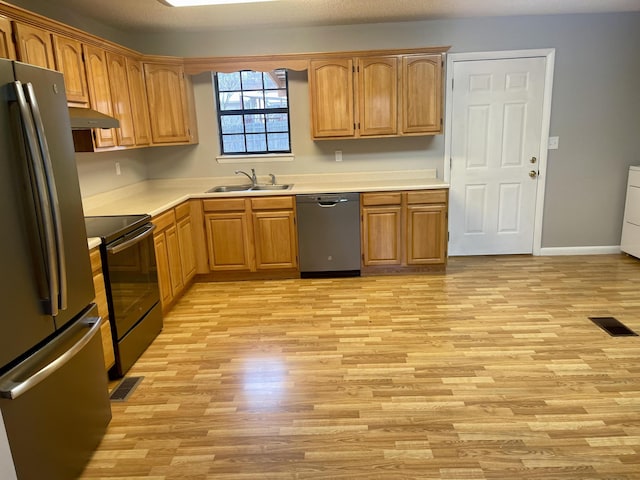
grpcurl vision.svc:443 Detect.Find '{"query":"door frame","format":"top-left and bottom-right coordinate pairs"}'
top-left (443, 49), bottom-right (555, 256)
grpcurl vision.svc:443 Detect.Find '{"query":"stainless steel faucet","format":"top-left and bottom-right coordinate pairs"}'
top-left (235, 168), bottom-right (257, 186)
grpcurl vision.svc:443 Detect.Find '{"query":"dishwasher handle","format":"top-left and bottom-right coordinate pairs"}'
top-left (318, 198), bottom-right (348, 207)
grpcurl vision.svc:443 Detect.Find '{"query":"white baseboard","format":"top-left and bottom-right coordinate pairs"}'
top-left (539, 245), bottom-right (622, 256)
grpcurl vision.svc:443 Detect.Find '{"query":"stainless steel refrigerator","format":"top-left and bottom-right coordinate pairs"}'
top-left (0, 59), bottom-right (111, 479)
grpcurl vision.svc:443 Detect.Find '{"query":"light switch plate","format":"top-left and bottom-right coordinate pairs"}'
top-left (548, 136), bottom-right (559, 150)
top-left (335, 150), bottom-right (343, 162)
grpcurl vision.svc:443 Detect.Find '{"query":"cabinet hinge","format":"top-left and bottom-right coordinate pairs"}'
top-left (449, 157), bottom-right (452, 169)
top-left (451, 78), bottom-right (454, 90)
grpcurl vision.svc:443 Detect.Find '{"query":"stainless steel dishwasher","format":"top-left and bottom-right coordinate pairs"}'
top-left (296, 193), bottom-right (361, 277)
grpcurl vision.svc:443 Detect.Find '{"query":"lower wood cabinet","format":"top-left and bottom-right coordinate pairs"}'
top-left (89, 246), bottom-right (115, 371)
top-left (361, 189), bottom-right (448, 273)
top-left (202, 195), bottom-right (298, 277)
top-left (153, 201), bottom-right (197, 312)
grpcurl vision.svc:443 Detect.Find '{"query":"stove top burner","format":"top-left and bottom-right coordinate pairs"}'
top-left (85, 214), bottom-right (151, 244)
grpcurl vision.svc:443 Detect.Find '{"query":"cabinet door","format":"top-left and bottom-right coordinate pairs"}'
top-left (205, 212), bottom-right (253, 271)
top-left (401, 54), bottom-right (443, 134)
top-left (12, 21), bottom-right (55, 69)
top-left (361, 206), bottom-right (402, 266)
top-left (252, 210), bottom-right (298, 270)
top-left (106, 52), bottom-right (135, 146)
top-left (83, 44), bottom-right (116, 147)
top-left (144, 62), bottom-right (190, 144)
top-left (309, 58), bottom-right (355, 138)
top-left (0, 15), bottom-right (16, 60)
top-left (126, 57), bottom-right (152, 146)
top-left (166, 225), bottom-right (184, 296)
top-left (52, 35), bottom-right (89, 106)
top-left (406, 204), bottom-right (447, 265)
top-left (153, 232), bottom-right (173, 308)
top-left (358, 56), bottom-right (397, 136)
top-left (177, 214), bottom-right (197, 283)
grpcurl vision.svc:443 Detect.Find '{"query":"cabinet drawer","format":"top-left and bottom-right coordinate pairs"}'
top-left (361, 192), bottom-right (402, 206)
top-left (407, 189), bottom-right (448, 205)
top-left (175, 201), bottom-right (191, 220)
top-left (89, 247), bottom-right (102, 273)
top-left (251, 196), bottom-right (294, 210)
top-left (203, 198), bottom-right (247, 212)
top-left (153, 209), bottom-right (176, 231)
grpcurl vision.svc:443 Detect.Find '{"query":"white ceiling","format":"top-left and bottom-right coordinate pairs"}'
top-left (49, 0), bottom-right (640, 33)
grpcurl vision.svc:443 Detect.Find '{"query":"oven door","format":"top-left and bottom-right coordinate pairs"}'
top-left (105, 224), bottom-right (160, 340)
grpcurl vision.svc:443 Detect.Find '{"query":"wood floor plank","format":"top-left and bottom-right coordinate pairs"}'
top-left (81, 254), bottom-right (640, 479)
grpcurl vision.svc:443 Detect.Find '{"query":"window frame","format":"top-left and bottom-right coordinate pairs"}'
top-left (213, 69), bottom-right (292, 156)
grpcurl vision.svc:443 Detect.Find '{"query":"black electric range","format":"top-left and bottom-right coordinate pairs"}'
top-left (85, 214), bottom-right (162, 378)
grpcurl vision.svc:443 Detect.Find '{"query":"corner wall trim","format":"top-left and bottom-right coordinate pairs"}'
top-left (539, 246), bottom-right (622, 256)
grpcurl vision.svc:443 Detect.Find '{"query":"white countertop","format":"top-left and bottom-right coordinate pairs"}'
top-left (82, 170), bottom-right (449, 217)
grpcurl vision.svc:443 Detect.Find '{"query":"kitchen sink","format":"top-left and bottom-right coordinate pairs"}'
top-left (207, 184), bottom-right (293, 193)
top-left (250, 184), bottom-right (292, 190)
top-left (206, 184), bottom-right (252, 193)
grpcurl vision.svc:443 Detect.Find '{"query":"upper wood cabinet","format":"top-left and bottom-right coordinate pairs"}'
top-left (52, 35), bottom-right (89, 106)
top-left (126, 57), bottom-right (152, 146)
top-left (12, 21), bottom-right (55, 69)
top-left (106, 51), bottom-right (136, 147)
top-left (309, 58), bottom-right (355, 138)
top-left (401, 55), bottom-right (443, 134)
top-left (0, 15), bottom-right (16, 60)
top-left (83, 44), bottom-right (116, 148)
top-left (144, 62), bottom-right (192, 144)
top-left (358, 56), bottom-right (398, 136)
top-left (309, 53), bottom-right (444, 140)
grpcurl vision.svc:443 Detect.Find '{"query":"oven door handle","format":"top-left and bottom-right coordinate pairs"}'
top-left (107, 224), bottom-right (156, 255)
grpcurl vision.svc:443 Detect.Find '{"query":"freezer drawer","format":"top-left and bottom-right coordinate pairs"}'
top-left (0, 304), bottom-right (111, 480)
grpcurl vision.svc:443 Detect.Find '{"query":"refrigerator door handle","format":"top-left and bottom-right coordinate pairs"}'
top-left (24, 82), bottom-right (67, 312)
top-left (0, 314), bottom-right (102, 400)
top-left (12, 81), bottom-right (60, 317)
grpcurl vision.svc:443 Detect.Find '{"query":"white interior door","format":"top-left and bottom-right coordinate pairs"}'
top-left (449, 57), bottom-right (546, 256)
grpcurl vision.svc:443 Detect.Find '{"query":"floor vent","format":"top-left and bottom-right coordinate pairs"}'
top-left (589, 317), bottom-right (638, 337)
top-left (109, 376), bottom-right (144, 401)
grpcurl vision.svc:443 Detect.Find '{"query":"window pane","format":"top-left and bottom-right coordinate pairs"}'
top-left (220, 115), bottom-right (244, 134)
top-left (246, 134), bottom-right (267, 152)
top-left (242, 91), bottom-right (264, 110)
top-left (222, 135), bottom-right (246, 153)
top-left (263, 71), bottom-right (281, 89)
top-left (264, 90), bottom-right (288, 109)
top-left (244, 114), bottom-right (265, 133)
top-left (266, 113), bottom-right (288, 132)
top-left (219, 91), bottom-right (242, 111)
top-left (267, 133), bottom-right (289, 151)
top-left (214, 69), bottom-right (290, 155)
top-left (217, 72), bottom-right (241, 92)
top-left (241, 71), bottom-right (263, 90)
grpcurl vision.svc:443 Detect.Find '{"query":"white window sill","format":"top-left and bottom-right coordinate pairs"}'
top-left (216, 154), bottom-right (294, 164)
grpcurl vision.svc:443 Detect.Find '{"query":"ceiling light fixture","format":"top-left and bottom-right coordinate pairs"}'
top-left (159, 0), bottom-right (275, 6)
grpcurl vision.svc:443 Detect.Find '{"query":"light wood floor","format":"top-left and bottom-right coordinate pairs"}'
top-left (81, 254), bottom-right (640, 479)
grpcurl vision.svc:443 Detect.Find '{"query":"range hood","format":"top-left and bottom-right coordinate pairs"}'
top-left (68, 107), bottom-right (119, 130)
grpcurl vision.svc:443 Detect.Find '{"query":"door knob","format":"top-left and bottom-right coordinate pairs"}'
top-left (529, 170), bottom-right (538, 178)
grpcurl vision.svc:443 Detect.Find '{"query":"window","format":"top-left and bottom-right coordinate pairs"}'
top-left (214, 69), bottom-right (291, 155)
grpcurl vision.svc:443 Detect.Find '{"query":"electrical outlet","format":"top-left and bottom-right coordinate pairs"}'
top-left (115, 161), bottom-right (121, 175)
top-left (335, 150), bottom-right (342, 162)
top-left (548, 136), bottom-right (559, 150)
